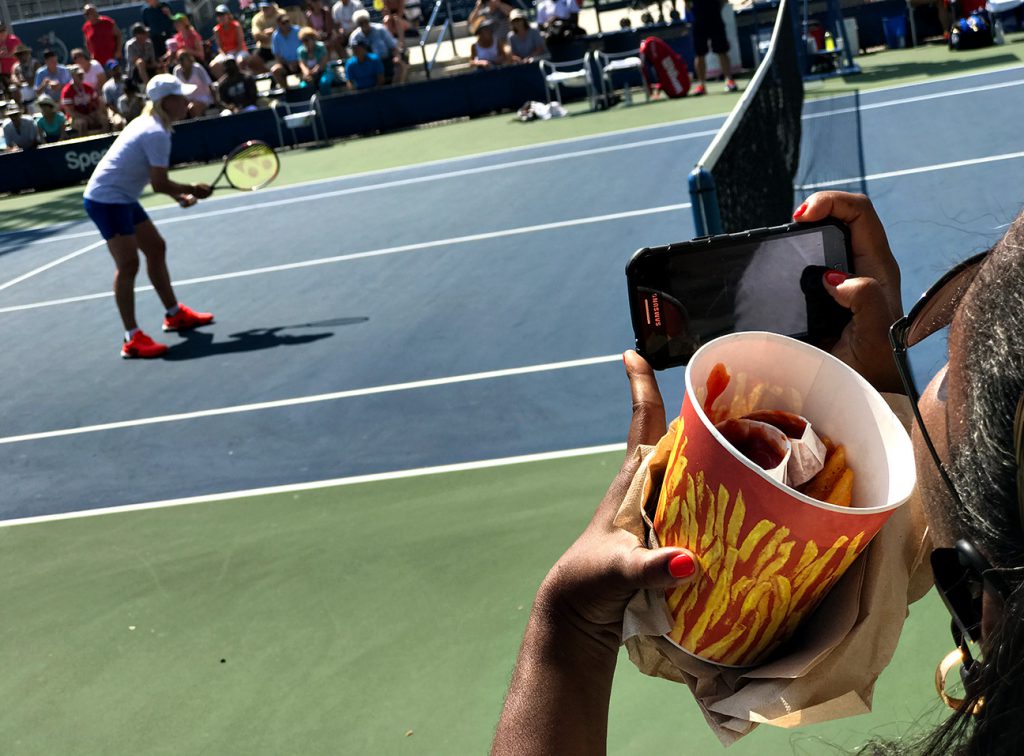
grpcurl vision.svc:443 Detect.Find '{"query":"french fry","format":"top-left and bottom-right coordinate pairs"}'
top-left (825, 468), bottom-right (855, 507)
top-left (800, 444), bottom-right (847, 501)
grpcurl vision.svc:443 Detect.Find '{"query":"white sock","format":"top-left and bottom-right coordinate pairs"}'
top-left (125, 328), bottom-right (140, 342)
top-left (166, 303), bottom-right (181, 316)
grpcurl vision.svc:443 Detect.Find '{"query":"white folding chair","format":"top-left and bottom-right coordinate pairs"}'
top-left (593, 49), bottom-right (648, 108)
top-left (538, 55), bottom-right (597, 110)
top-left (273, 93), bottom-right (328, 148)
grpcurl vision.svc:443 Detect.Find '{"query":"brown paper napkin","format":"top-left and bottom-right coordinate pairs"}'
top-left (613, 394), bottom-right (932, 746)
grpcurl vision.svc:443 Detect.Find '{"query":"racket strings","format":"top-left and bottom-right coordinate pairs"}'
top-left (224, 143), bottom-right (279, 191)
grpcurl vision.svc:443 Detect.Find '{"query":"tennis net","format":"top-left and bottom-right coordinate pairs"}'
top-left (689, 0), bottom-right (804, 236)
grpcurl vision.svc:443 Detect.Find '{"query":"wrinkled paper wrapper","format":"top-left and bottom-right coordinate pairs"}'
top-left (613, 393), bottom-right (933, 746)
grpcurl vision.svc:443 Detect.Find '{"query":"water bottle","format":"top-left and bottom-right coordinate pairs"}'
top-left (824, 31), bottom-right (836, 51)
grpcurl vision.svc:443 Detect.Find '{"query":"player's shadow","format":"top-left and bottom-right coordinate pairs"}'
top-left (163, 317), bottom-right (368, 361)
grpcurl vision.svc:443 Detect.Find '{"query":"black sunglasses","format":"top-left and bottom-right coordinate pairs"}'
top-left (897, 253), bottom-right (1024, 692)
top-left (890, 251), bottom-right (1024, 524)
top-left (889, 251), bottom-right (987, 511)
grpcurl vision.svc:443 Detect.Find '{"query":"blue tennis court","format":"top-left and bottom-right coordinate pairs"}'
top-left (1, 63), bottom-right (1023, 522)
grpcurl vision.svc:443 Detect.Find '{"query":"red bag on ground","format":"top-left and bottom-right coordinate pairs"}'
top-left (640, 36), bottom-right (691, 98)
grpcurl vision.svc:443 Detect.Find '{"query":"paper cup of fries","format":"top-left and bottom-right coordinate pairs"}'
top-left (651, 332), bottom-right (915, 667)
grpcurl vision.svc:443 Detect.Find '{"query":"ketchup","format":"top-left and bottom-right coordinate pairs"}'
top-left (744, 410), bottom-right (807, 439)
top-left (703, 363), bottom-right (731, 418)
top-left (716, 419), bottom-right (789, 471)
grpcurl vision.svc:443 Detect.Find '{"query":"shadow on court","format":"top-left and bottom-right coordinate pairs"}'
top-left (163, 317), bottom-right (368, 360)
top-left (0, 188), bottom-right (92, 255)
top-left (824, 51), bottom-right (1024, 92)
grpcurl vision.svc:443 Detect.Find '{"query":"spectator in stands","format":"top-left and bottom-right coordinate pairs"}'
top-left (253, 1), bottom-right (283, 67)
top-left (118, 79), bottom-right (146, 121)
top-left (304, 0), bottom-right (343, 57)
top-left (33, 50), bottom-right (72, 102)
top-left (331, 0), bottom-right (363, 46)
top-left (282, 2), bottom-right (308, 28)
top-left (344, 37), bottom-right (383, 90)
top-left (12, 44), bottom-right (39, 115)
top-left (125, 23), bottom-right (160, 85)
top-left (350, 9), bottom-right (407, 84)
top-left (271, 12), bottom-right (304, 89)
top-left (535, 0), bottom-right (579, 30)
top-left (82, 73), bottom-right (215, 359)
top-left (71, 47), bottom-right (107, 91)
top-left (62, 64), bottom-right (108, 135)
top-left (6, 81), bottom-right (22, 110)
top-left (382, 0), bottom-right (411, 53)
top-left (172, 14), bottom-right (206, 65)
top-left (83, 4), bottom-right (124, 67)
top-left (470, 21), bottom-right (508, 68)
top-left (0, 22), bottom-right (24, 90)
top-left (142, 0), bottom-right (176, 58)
top-left (173, 51), bottom-right (217, 117)
top-left (507, 9), bottom-right (547, 63)
top-left (102, 60), bottom-right (126, 128)
top-left (211, 5), bottom-right (262, 78)
top-left (216, 57), bottom-right (259, 113)
top-left (688, 0), bottom-right (737, 94)
top-left (470, 0), bottom-right (512, 41)
top-left (3, 100), bottom-right (39, 150)
top-left (33, 94), bottom-right (66, 142)
top-left (297, 26), bottom-right (337, 95)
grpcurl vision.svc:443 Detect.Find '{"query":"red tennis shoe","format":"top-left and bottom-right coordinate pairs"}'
top-left (163, 303), bottom-right (215, 332)
top-left (121, 330), bottom-right (168, 359)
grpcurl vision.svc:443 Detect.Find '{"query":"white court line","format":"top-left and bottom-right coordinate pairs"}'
top-left (7, 63), bottom-right (1024, 248)
top-left (0, 240), bottom-right (106, 293)
top-left (5, 68), bottom-right (1023, 294)
top-left (0, 129), bottom-right (719, 251)
top-left (8, 64), bottom-right (1024, 256)
top-left (0, 353), bottom-right (622, 447)
top-left (797, 150), bottom-right (1024, 190)
top-left (0, 442), bottom-right (628, 528)
top-left (0, 202), bottom-right (691, 315)
top-left (8, 59), bottom-right (1024, 242)
top-left (803, 77), bottom-right (1024, 120)
top-left (6, 144), bottom-right (1019, 315)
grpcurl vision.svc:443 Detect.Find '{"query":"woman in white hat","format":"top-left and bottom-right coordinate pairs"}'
top-left (82, 73), bottom-right (215, 359)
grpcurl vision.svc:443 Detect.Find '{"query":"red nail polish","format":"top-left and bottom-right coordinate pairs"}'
top-left (824, 270), bottom-right (851, 287)
top-left (668, 553), bottom-right (695, 579)
top-left (793, 201), bottom-right (808, 219)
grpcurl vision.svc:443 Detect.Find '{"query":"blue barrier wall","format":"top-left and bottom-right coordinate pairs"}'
top-left (10, 1), bottom-right (187, 64)
top-left (0, 62), bottom-right (548, 194)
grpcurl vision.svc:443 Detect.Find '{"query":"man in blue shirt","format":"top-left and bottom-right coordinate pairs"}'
top-left (270, 12), bottom-right (302, 88)
top-left (344, 39), bottom-right (384, 90)
top-left (33, 50), bottom-right (72, 101)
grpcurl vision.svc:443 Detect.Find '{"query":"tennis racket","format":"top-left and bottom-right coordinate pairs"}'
top-left (210, 140), bottom-right (281, 192)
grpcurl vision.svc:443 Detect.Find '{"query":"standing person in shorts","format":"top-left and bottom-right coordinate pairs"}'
top-left (688, 0), bottom-right (737, 94)
top-left (82, 74), bottom-right (215, 359)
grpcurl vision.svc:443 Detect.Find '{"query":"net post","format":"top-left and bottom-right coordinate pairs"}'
top-left (688, 167), bottom-right (723, 237)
